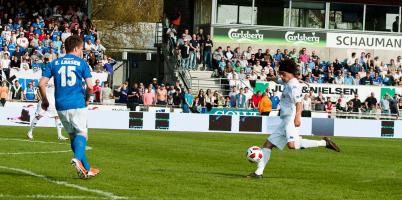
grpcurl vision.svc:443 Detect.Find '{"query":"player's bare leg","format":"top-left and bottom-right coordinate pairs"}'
top-left (27, 115), bottom-right (43, 140)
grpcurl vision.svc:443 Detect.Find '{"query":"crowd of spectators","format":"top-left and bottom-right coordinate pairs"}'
top-left (0, 1), bottom-right (116, 105)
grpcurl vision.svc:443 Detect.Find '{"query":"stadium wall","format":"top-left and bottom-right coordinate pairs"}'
top-left (0, 104), bottom-right (400, 139)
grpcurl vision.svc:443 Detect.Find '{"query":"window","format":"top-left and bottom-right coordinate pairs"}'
top-left (254, 0), bottom-right (290, 26)
top-left (216, 0), bottom-right (255, 25)
top-left (329, 3), bottom-right (364, 30)
top-left (365, 5), bottom-right (399, 32)
top-left (289, 1), bottom-right (326, 28)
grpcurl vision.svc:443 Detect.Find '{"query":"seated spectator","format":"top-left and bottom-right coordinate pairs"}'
top-left (359, 72), bottom-right (372, 85)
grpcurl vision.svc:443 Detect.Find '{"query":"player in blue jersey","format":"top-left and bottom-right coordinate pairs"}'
top-left (39, 35), bottom-right (99, 179)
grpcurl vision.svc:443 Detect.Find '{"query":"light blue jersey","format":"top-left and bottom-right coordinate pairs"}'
top-left (42, 54), bottom-right (92, 111)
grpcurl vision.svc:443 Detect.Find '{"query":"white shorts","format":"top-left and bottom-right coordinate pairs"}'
top-left (36, 101), bottom-right (58, 118)
top-left (268, 116), bottom-right (299, 150)
top-left (57, 108), bottom-right (88, 136)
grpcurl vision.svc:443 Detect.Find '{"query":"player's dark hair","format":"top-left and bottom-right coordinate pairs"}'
top-left (65, 35), bottom-right (83, 53)
top-left (278, 59), bottom-right (298, 75)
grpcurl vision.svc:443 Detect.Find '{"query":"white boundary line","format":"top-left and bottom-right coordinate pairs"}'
top-left (0, 137), bottom-right (92, 155)
top-left (0, 137), bottom-right (65, 144)
top-left (0, 150), bottom-right (72, 155)
top-left (0, 194), bottom-right (106, 199)
top-left (0, 165), bottom-right (128, 200)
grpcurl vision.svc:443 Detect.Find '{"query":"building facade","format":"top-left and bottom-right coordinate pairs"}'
top-left (193, 0), bottom-right (402, 61)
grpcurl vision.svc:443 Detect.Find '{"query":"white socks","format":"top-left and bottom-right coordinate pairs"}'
top-left (255, 148), bottom-right (272, 175)
top-left (55, 119), bottom-right (63, 138)
top-left (300, 139), bottom-right (326, 149)
top-left (29, 117), bottom-right (39, 133)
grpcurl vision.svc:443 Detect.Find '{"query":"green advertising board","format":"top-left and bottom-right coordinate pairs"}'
top-left (213, 27), bottom-right (326, 47)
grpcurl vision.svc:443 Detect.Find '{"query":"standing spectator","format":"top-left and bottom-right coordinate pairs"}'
top-left (127, 83), bottom-right (140, 111)
top-left (244, 87), bottom-right (253, 107)
top-left (242, 46), bottom-right (253, 60)
top-left (380, 93), bottom-right (391, 114)
top-left (0, 81), bottom-right (8, 106)
top-left (24, 82), bottom-right (37, 101)
top-left (251, 91), bottom-right (262, 108)
top-left (189, 34), bottom-right (199, 70)
top-left (197, 89), bottom-right (206, 107)
top-left (235, 88), bottom-right (246, 108)
top-left (389, 94), bottom-right (399, 115)
top-left (143, 86), bottom-right (156, 106)
top-left (228, 87), bottom-right (237, 108)
top-left (270, 91), bottom-right (280, 110)
top-left (180, 39), bottom-right (190, 69)
top-left (314, 92), bottom-right (325, 111)
top-left (101, 81), bottom-right (114, 104)
top-left (203, 35), bottom-right (213, 70)
top-left (364, 92), bottom-right (377, 111)
top-left (10, 80), bottom-right (23, 100)
top-left (93, 79), bottom-right (101, 102)
top-left (183, 88), bottom-right (193, 113)
top-left (258, 92), bottom-right (272, 116)
top-left (116, 81), bottom-right (129, 104)
top-left (325, 98), bottom-right (333, 113)
top-left (172, 88), bottom-right (182, 106)
top-left (302, 94), bottom-right (312, 117)
top-left (0, 53), bottom-right (11, 81)
top-left (350, 94), bottom-right (362, 113)
top-left (336, 94), bottom-right (347, 111)
top-left (156, 84), bottom-right (168, 105)
top-left (350, 59), bottom-right (362, 77)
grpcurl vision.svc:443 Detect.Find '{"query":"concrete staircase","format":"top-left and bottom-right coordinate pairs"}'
top-left (188, 71), bottom-right (227, 96)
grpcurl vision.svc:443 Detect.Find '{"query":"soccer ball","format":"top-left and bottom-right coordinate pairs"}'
top-left (246, 146), bottom-right (263, 163)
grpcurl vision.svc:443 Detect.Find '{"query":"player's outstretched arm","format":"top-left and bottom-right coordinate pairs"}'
top-left (39, 77), bottom-right (50, 110)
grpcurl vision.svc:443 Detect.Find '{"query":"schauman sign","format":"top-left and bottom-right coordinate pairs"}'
top-left (214, 27), bottom-right (326, 47)
top-left (327, 32), bottom-right (402, 51)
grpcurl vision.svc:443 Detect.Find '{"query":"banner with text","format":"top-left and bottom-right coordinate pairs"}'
top-left (254, 81), bottom-right (402, 101)
top-left (213, 27), bottom-right (326, 47)
top-left (327, 32), bottom-right (402, 51)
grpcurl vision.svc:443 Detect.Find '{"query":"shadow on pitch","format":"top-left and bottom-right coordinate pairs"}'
top-left (152, 168), bottom-right (282, 179)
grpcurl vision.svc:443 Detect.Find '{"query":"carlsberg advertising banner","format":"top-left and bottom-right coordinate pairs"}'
top-left (213, 27), bottom-right (326, 47)
top-left (254, 81), bottom-right (402, 101)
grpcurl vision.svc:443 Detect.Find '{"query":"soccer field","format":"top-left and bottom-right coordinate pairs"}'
top-left (0, 126), bottom-right (401, 200)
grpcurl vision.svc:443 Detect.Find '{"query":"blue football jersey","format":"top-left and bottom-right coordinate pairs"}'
top-left (42, 54), bottom-right (92, 111)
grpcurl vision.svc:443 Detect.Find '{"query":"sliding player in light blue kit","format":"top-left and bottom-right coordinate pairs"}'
top-left (39, 35), bottom-right (99, 179)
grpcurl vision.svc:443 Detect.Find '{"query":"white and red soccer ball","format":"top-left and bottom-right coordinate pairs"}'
top-left (246, 146), bottom-right (263, 163)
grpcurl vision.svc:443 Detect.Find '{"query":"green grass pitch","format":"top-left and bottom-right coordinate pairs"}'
top-left (0, 126), bottom-right (401, 200)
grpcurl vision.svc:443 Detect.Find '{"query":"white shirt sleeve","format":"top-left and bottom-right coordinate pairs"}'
top-left (291, 82), bottom-right (303, 104)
